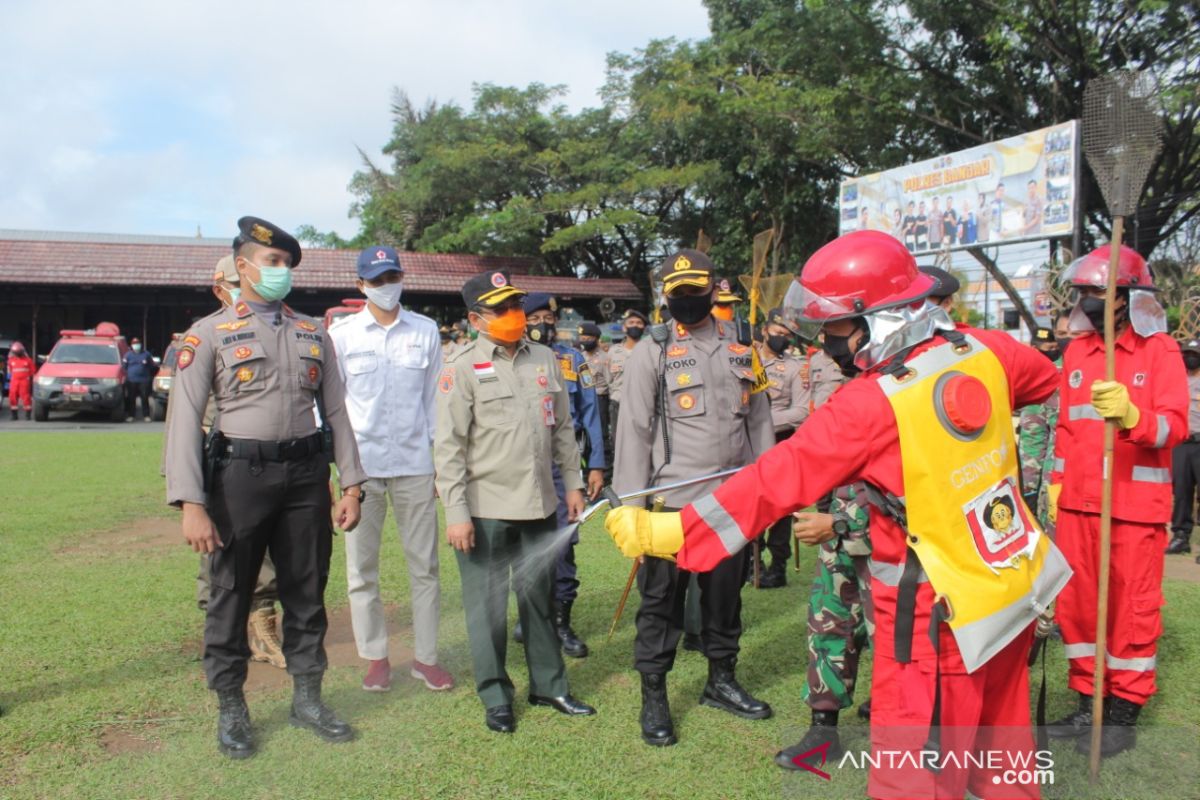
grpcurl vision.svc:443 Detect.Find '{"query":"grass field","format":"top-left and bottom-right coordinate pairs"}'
top-left (1, 431), bottom-right (1198, 799)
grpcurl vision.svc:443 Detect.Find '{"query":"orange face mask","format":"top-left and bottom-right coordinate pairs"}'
top-left (478, 308), bottom-right (527, 344)
top-left (712, 305), bottom-right (735, 322)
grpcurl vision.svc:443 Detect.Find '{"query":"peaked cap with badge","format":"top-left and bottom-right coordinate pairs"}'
top-left (234, 216), bottom-right (302, 267)
top-left (462, 270), bottom-right (527, 308)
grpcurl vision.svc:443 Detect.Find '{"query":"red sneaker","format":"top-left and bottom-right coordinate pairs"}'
top-left (411, 660), bottom-right (455, 691)
top-left (362, 658), bottom-right (391, 692)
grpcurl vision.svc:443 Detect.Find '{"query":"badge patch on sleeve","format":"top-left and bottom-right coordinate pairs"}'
top-left (439, 367), bottom-right (455, 394)
top-left (183, 334), bottom-right (202, 347)
top-left (177, 347), bottom-right (195, 370)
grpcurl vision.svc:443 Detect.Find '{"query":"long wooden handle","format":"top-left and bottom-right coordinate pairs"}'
top-left (607, 496), bottom-right (665, 642)
top-left (1090, 215), bottom-right (1124, 782)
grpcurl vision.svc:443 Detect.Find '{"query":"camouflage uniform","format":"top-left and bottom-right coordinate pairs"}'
top-left (1018, 359), bottom-right (1061, 538)
top-left (804, 481), bottom-right (875, 712)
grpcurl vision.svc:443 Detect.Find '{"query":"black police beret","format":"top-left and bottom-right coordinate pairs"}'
top-left (579, 322), bottom-right (602, 337)
top-left (461, 270), bottom-right (526, 309)
top-left (919, 266), bottom-right (960, 298)
top-left (234, 216), bottom-right (302, 267)
top-left (622, 309), bottom-right (649, 324)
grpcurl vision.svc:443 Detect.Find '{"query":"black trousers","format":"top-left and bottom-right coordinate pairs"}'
top-left (204, 451), bottom-right (332, 691)
top-left (125, 381), bottom-right (151, 417)
top-left (634, 507), bottom-right (744, 673)
top-left (1170, 439), bottom-right (1200, 538)
top-left (597, 393), bottom-right (612, 469)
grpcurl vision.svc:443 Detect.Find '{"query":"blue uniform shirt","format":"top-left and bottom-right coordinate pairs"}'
top-left (123, 350), bottom-right (156, 383)
top-left (551, 342), bottom-right (605, 470)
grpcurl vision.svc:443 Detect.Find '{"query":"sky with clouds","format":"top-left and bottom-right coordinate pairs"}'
top-left (0, 0), bottom-right (710, 241)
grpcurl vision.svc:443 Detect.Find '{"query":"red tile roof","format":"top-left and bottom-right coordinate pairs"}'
top-left (0, 235), bottom-right (643, 300)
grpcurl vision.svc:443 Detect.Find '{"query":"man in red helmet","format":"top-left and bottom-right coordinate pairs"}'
top-left (606, 231), bottom-right (1066, 799)
top-left (6, 342), bottom-right (34, 420)
top-left (1044, 245), bottom-right (1187, 757)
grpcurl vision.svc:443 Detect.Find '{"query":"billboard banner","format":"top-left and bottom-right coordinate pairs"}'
top-left (838, 121), bottom-right (1079, 254)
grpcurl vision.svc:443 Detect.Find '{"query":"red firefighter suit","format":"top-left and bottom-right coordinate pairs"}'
top-left (1050, 325), bottom-right (1187, 705)
top-left (7, 351), bottom-right (34, 411)
top-left (675, 327), bottom-right (1061, 799)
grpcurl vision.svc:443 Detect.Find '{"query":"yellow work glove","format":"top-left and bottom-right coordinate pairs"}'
top-left (1091, 380), bottom-right (1140, 429)
top-left (604, 506), bottom-right (684, 560)
top-left (1048, 483), bottom-right (1062, 524)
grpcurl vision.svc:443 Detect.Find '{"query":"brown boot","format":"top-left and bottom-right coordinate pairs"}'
top-left (248, 607), bottom-right (286, 669)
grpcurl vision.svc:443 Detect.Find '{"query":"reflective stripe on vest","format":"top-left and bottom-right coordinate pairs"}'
top-left (1155, 414), bottom-right (1170, 448)
top-left (1053, 457), bottom-right (1065, 472)
top-left (1062, 642), bottom-right (1157, 672)
top-left (1132, 465), bottom-right (1170, 483)
top-left (692, 493), bottom-right (748, 557)
top-left (881, 334), bottom-right (1073, 673)
top-left (869, 558), bottom-right (928, 587)
top-left (1068, 404), bottom-right (1103, 422)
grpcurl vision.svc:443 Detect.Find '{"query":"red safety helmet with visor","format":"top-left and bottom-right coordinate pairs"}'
top-left (1060, 244), bottom-right (1155, 290)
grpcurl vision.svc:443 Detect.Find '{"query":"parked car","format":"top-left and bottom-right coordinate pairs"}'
top-left (32, 323), bottom-right (129, 421)
top-left (150, 333), bottom-right (183, 421)
top-left (324, 298), bottom-right (365, 329)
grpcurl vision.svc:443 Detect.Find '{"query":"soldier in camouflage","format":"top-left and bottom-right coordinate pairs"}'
top-left (775, 481), bottom-right (875, 769)
top-left (1019, 326), bottom-right (1064, 538)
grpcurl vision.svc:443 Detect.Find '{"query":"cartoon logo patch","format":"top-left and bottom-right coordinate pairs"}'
top-left (491, 272), bottom-right (507, 288)
top-left (236, 366), bottom-right (254, 383)
top-left (963, 478), bottom-right (1037, 572)
top-left (678, 393), bottom-right (695, 410)
top-left (1133, 372), bottom-right (1146, 387)
top-left (234, 346), bottom-right (253, 360)
top-left (438, 367), bottom-right (455, 394)
top-left (177, 347), bottom-right (194, 369)
top-left (296, 320), bottom-right (318, 332)
top-left (1069, 369), bottom-right (1083, 389)
top-left (667, 345), bottom-right (688, 358)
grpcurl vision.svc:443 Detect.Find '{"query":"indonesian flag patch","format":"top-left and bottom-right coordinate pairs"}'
top-left (473, 362), bottom-right (497, 381)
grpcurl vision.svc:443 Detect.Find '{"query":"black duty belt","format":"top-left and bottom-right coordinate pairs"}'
top-left (223, 432), bottom-right (324, 462)
top-left (1187, 434), bottom-right (1200, 444)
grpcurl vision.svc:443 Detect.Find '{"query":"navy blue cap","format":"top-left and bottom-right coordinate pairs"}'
top-left (357, 246), bottom-right (403, 280)
top-left (524, 292), bottom-right (558, 315)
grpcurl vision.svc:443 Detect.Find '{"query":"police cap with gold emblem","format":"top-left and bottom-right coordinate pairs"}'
top-left (622, 309), bottom-right (649, 324)
top-left (524, 292), bottom-right (558, 315)
top-left (660, 249), bottom-right (715, 294)
top-left (234, 216), bottom-right (302, 267)
top-left (462, 270), bottom-right (527, 309)
top-left (715, 278), bottom-right (741, 304)
top-left (1032, 327), bottom-right (1055, 344)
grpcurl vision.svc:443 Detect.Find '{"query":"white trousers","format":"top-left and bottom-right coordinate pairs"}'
top-left (344, 474), bottom-right (440, 664)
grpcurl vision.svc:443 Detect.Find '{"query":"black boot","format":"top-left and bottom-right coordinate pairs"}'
top-left (1076, 697), bottom-right (1141, 758)
top-left (216, 688), bottom-right (255, 759)
top-left (758, 562), bottom-right (787, 589)
top-left (775, 711), bottom-right (842, 770)
top-left (639, 672), bottom-right (676, 747)
top-left (1165, 534), bottom-right (1192, 555)
top-left (700, 656), bottom-right (772, 719)
top-left (512, 621), bottom-right (524, 644)
top-left (554, 600), bottom-right (589, 658)
top-left (1046, 692), bottom-right (1094, 739)
top-left (289, 674), bottom-right (353, 743)
top-left (682, 632), bottom-right (703, 652)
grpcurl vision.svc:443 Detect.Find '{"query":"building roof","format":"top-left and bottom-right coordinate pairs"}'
top-left (0, 230), bottom-right (642, 300)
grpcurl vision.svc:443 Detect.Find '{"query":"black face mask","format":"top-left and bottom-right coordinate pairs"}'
top-left (580, 338), bottom-right (599, 352)
top-left (1185, 353), bottom-right (1200, 372)
top-left (766, 334), bottom-right (792, 355)
top-left (666, 293), bottom-right (713, 326)
top-left (624, 325), bottom-right (645, 341)
top-left (822, 327), bottom-right (862, 377)
top-left (526, 322), bottom-right (556, 344)
top-left (1039, 347), bottom-right (1062, 363)
top-left (1079, 295), bottom-right (1126, 332)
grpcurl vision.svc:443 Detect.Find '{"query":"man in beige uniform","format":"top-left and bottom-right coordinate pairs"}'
top-left (434, 270), bottom-right (596, 735)
top-left (165, 216), bottom-right (367, 759)
top-left (578, 321), bottom-right (612, 465)
top-left (613, 249), bottom-right (775, 747)
top-left (748, 307), bottom-right (808, 587)
top-left (608, 309), bottom-right (647, 438)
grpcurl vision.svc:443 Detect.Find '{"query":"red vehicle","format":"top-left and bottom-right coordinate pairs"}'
top-left (32, 322), bottom-right (130, 421)
top-left (324, 298), bottom-right (366, 329)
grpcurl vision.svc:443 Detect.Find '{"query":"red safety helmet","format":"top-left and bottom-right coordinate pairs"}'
top-left (1062, 244), bottom-right (1155, 290)
top-left (786, 231), bottom-right (935, 322)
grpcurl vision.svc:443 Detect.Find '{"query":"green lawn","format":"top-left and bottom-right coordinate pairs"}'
top-left (0, 432), bottom-right (1197, 799)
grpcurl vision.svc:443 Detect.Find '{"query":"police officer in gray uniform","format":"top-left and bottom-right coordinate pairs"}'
top-left (613, 249), bottom-right (775, 747)
top-left (165, 216), bottom-right (368, 759)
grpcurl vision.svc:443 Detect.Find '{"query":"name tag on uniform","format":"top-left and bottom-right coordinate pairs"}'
top-left (542, 395), bottom-right (556, 427)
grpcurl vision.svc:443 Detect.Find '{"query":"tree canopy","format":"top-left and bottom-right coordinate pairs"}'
top-left (309, 0), bottom-right (1199, 294)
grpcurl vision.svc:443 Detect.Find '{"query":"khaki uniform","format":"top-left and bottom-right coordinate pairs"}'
top-left (798, 349), bottom-right (846, 415)
top-left (758, 344), bottom-right (807, 435)
top-left (613, 318), bottom-right (774, 673)
top-left (584, 347), bottom-right (610, 396)
top-left (164, 300), bottom-right (366, 691)
top-left (433, 337), bottom-right (583, 708)
top-left (607, 342), bottom-right (636, 404)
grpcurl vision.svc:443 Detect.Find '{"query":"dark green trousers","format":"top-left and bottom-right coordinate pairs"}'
top-left (456, 515), bottom-right (568, 709)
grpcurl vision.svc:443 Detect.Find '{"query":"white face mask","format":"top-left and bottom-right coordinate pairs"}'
top-left (363, 281), bottom-right (403, 311)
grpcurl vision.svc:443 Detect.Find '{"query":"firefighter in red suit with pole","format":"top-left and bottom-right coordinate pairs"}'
top-left (1044, 245), bottom-right (1187, 757)
top-left (605, 231), bottom-right (1070, 799)
top-left (7, 342), bottom-right (34, 421)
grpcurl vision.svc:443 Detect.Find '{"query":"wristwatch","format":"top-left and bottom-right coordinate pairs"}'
top-left (831, 517), bottom-right (851, 537)
top-left (344, 486), bottom-right (365, 502)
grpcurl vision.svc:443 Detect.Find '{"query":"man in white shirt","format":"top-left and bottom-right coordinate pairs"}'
top-left (330, 246), bottom-right (453, 693)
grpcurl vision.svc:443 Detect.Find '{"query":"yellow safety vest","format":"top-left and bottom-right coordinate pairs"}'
top-left (880, 333), bottom-right (1072, 673)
